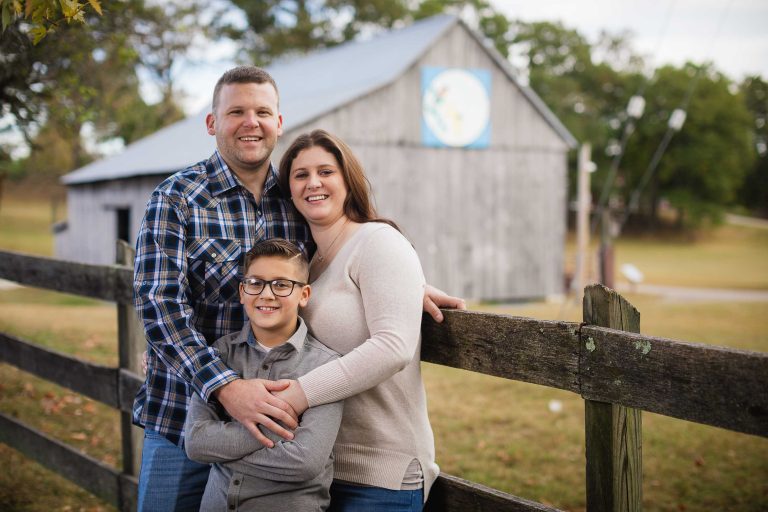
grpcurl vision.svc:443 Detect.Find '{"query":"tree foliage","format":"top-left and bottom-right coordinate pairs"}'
top-left (739, 76), bottom-right (768, 216)
top-left (0, 0), bottom-right (212, 179)
top-left (0, 0), bottom-right (102, 43)
top-left (227, 0), bottom-right (511, 65)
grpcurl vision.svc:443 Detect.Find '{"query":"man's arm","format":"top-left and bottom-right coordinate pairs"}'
top-left (423, 284), bottom-right (466, 323)
top-left (135, 191), bottom-right (297, 442)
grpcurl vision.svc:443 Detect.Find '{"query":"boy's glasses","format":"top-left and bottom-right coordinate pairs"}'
top-left (241, 277), bottom-right (306, 297)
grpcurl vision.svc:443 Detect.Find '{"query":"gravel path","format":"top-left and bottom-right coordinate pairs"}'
top-left (615, 282), bottom-right (768, 303)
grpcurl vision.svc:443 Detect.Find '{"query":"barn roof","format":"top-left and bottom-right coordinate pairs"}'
top-left (63, 14), bottom-right (576, 185)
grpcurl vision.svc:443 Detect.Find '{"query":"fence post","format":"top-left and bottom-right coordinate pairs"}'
top-left (583, 284), bottom-right (642, 511)
top-left (116, 241), bottom-right (145, 481)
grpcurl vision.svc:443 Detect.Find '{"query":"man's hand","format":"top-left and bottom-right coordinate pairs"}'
top-left (215, 379), bottom-right (299, 448)
top-left (423, 284), bottom-right (466, 323)
top-left (272, 380), bottom-right (309, 417)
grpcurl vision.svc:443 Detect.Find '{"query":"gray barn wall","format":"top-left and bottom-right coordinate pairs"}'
top-left (277, 24), bottom-right (569, 300)
top-left (55, 176), bottom-right (165, 264)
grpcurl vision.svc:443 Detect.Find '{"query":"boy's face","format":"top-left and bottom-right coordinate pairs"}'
top-left (240, 255), bottom-right (310, 344)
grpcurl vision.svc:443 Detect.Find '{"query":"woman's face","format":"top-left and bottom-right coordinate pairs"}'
top-left (289, 145), bottom-right (349, 226)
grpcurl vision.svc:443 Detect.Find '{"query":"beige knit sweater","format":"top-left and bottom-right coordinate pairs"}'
top-left (297, 222), bottom-right (438, 499)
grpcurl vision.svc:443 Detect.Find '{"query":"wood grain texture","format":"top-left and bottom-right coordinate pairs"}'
top-left (425, 473), bottom-right (563, 512)
top-left (0, 332), bottom-right (118, 407)
top-left (421, 309), bottom-right (581, 392)
top-left (0, 249), bottom-right (133, 303)
top-left (580, 325), bottom-right (768, 438)
top-left (0, 411), bottom-right (138, 509)
top-left (583, 284), bottom-right (642, 512)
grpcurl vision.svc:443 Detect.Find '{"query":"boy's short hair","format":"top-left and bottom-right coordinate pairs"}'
top-left (212, 66), bottom-right (279, 111)
top-left (244, 239), bottom-right (309, 282)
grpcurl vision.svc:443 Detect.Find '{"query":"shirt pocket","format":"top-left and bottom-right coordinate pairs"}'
top-left (187, 238), bottom-right (243, 303)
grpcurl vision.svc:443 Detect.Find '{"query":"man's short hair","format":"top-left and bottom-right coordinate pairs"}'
top-left (243, 239), bottom-right (309, 282)
top-left (212, 66), bottom-right (279, 111)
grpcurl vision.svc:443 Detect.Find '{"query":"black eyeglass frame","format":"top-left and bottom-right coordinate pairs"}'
top-left (240, 277), bottom-right (307, 297)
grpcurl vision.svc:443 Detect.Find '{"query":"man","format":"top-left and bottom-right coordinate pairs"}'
top-left (133, 66), bottom-right (464, 510)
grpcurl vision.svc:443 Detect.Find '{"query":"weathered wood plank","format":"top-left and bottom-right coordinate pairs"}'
top-left (0, 411), bottom-right (138, 507)
top-left (0, 332), bottom-right (119, 408)
top-left (119, 368), bottom-right (144, 414)
top-left (0, 249), bottom-right (133, 303)
top-left (425, 473), bottom-right (563, 512)
top-left (421, 310), bottom-right (581, 393)
top-left (580, 325), bottom-right (768, 438)
top-left (583, 284), bottom-right (642, 512)
top-left (116, 240), bottom-right (145, 477)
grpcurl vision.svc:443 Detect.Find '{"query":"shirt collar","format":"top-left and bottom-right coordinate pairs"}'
top-left (207, 150), bottom-right (281, 199)
top-left (236, 316), bottom-right (309, 354)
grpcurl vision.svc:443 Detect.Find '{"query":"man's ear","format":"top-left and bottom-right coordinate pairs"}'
top-left (206, 112), bottom-right (216, 136)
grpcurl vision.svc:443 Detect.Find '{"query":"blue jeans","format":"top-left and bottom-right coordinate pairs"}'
top-left (328, 481), bottom-right (424, 512)
top-left (137, 430), bottom-right (210, 512)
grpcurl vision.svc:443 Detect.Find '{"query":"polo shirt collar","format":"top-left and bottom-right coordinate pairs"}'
top-left (235, 317), bottom-right (309, 354)
top-left (207, 149), bottom-right (281, 199)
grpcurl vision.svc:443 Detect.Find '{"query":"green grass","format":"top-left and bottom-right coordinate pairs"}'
top-left (1, 195), bottom-right (767, 510)
top-left (0, 196), bottom-right (57, 256)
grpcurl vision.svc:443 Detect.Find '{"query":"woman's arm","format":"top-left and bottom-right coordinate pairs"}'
top-left (296, 226), bottom-right (425, 408)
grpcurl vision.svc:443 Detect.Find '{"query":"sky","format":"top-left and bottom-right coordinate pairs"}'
top-left (173, 0), bottom-right (768, 115)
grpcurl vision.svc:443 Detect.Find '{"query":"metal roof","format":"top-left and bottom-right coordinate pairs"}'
top-left (62, 14), bottom-right (575, 185)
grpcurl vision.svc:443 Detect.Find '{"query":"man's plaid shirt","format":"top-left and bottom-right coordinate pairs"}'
top-left (132, 150), bottom-right (312, 446)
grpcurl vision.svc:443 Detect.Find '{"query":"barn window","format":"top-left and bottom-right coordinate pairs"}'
top-left (116, 208), bottom-right (131, 243)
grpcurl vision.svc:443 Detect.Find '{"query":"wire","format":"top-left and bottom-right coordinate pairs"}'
top-left (617, 0), bottom-right (734, 231)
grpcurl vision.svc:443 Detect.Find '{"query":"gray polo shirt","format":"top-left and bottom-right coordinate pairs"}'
top-left (184, 317), bottom-right (343, 512)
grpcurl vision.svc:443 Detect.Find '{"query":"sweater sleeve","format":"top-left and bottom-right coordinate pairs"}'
top-left (298, 225), bottom-right (425, 407)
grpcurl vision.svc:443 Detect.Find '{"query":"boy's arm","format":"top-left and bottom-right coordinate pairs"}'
top-left (184, 392), bottom-right (267, 464)
top-left (224, 400), bottom-right (344, 482)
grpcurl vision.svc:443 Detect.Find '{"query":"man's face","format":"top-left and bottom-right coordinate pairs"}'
top-left (206, 82), bottom-right (283, 178)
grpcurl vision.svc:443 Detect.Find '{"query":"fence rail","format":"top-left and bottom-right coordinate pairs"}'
top-left (1, 249), bottom-right (766, 511)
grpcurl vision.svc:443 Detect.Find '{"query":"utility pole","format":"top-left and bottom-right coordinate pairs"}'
top-left (575, 143), bottom-right (595, 300)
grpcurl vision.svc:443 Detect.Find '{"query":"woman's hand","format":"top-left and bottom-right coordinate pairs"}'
top-left (272, 380), bottom-right (309, 417)
top-left (423, 284), bottom-right (466, 323)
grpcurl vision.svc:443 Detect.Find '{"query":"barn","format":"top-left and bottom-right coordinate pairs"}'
top-left (57, 14), bottom-right (577, 301)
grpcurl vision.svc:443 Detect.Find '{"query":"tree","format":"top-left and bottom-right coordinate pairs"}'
top-left (620, 64), bottom-right (754, 226)
top-left (0, 0), bottom-right (102, 43)
top-left (226, 0), bottom-right (511, 65)
top-left (739, 76), bottom-right (768, 217)
top-left (1, 0), bottom-right (214, 179)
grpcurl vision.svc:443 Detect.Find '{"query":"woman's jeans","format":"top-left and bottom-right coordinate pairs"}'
top-left (328, 481), bottom-right (424, 512)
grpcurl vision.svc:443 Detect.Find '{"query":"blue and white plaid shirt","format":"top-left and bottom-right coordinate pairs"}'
top-left (132, 150), bottom-right (312, 445)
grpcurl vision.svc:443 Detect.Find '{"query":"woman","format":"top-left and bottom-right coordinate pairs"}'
top-left (276, 129), bottom-right (438, 511)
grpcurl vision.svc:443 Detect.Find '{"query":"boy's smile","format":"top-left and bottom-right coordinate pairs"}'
top-left (240, 256), bottom-right (310, 347)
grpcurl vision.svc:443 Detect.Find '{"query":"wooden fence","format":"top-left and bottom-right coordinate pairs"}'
top-left (0, 248), bottom-right (766, 512)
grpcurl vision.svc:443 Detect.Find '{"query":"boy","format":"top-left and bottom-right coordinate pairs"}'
top-left (184, 239), bottom-right (343, 511)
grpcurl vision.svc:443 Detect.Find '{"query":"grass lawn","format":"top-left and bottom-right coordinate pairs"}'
top-left (0, 195), bottom-right (766, 511)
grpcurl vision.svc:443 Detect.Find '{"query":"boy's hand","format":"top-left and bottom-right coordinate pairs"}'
top-left (272, 380), bottom-right (309, 416)
top-left (423, 284), bottom-right (466, 323)
top-left (215, 378), bottom-right (299, 448)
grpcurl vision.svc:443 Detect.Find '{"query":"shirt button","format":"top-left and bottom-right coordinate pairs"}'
top-left (210, 252), bottom-right (217, 258)
top-left (262, 364), bottom-right (269, 370)
top-left (233, 479), bottom-right (241, 486)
